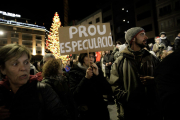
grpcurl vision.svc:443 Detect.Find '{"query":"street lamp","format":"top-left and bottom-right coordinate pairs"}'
top-left (0, 31), bottom-right (4, 35)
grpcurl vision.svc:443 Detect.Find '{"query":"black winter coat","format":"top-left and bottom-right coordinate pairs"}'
top-left (174, 36), bottom-right (180, 50)
top-left (103, 54), bottom-right (114, 74)
top-left (0, 79), bottom-right (68, 120)
top-left (161, 38), bottom-right (170, 49)
top-left (68, 64), bottom-right (112, 120)
top-left (154, 49), bottom-right (180, 120)
top-left (42, 76), bottom-right (77, 120)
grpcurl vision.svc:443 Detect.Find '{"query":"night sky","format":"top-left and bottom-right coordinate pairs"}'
top-left (1, 0), bottom-right (110, 30)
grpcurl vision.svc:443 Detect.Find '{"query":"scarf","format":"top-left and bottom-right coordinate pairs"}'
top-left (127, 46), bottom-right (145, 57)
top-left (77, 62), bottom-right (88, 70)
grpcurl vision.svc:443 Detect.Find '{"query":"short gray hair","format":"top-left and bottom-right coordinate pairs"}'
top-left (43, 53), bottom-right (55, 62)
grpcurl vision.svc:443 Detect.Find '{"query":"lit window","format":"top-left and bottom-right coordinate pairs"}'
top-left (127, 21), bottom-right (129, 23)
top-left (0, 31), bottom-right (4, 35)
top-left (123, 19), bottom-right (125, 22)
top-left (122, 8), bottom-right (124, 10)
top-left (126, 10), bottom-right (128, 12)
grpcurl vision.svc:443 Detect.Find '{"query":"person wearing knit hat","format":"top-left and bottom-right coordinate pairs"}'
top-left (125, 27), bottom-right (145, 46)
top-left (109, 27), bottom-right (161, 120)
top-left (159, 31), bottom-right (170, 49)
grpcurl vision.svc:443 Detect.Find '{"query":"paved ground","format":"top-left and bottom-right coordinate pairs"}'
top-left (108, 103), bottom-right (117, 120)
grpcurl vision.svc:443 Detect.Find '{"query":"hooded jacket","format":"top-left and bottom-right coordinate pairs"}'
top-left (103, 53), bottom-right (114, 74)
top-left (0, 75), bottom-right (68, 120)
top-left (160, 37), bottom-right (170, 49)
top-left (109, 46), bottom-right (161, 120)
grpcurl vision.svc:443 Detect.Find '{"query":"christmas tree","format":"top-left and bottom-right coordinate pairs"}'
top-left (46, 12), bottom-right (61, 59)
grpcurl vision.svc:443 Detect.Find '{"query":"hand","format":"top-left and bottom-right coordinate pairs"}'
top-left (85, 67), bottom-right (93, 79)
top-left (140, 76), bottom-right (155, 86)
top-left (106, 63), bottom-right (109, 66)
top-left (109, 62), bottom-right (112, 65)
top-left (0, 106), bottom-right (10, 120)
top-left (91, 63), bottom-right (99, 76)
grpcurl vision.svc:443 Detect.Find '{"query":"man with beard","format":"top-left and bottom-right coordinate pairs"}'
top-left (109, 27), bottom-right (162, 120)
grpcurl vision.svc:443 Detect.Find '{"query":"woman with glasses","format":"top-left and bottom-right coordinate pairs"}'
top-left (68, 52), bottom-right (112, 120)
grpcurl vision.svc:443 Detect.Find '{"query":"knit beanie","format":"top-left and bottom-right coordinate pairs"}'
top-left (125, 27), bottom-right (144, 46)
top-left (160, 32), bottom-right (166, 36)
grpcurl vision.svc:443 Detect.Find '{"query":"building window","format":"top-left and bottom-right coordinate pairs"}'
top-left (177, 18), bottom-right (180, 26)
top-left (141, 24), bottom-right (152, 32)
top-left (2, 41), bottom-right (7, 44)
top-left (159, 5), bottom-right (171, 16)
top-left (22, 34), bottom-right (32, 40)
top-left (137, 11), bottom-right (151, 21)
top-left (22, 41), bottom-right (32, 46)
top-left (89, 21), bottom-right (92, 24)
top-left (175, 1), bottom-right (180, 10)
top-left (135, 0), bottom-right (150, 8)
top-left (36, 41), bottom-right (42, 47)
top-left (36, 50), bottom-right (41, 54)
top-left (116, 27), bottom-right (120, 33)
top-left (161, 22), bottom-right (164, 30)
top-left (96, 18), bottom-right (100, 23)
top-left (111, 25), bottom-right (113, 30)
top-left (11, 33), bottom-right (19, 38)
top-left (36, 35), bottom-right (42, 40)
top-left (103, 15), bottom-right (112, 22)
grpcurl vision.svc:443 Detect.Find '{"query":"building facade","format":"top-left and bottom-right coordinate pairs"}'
top-left (156, 0), bottom-right (180, 44)
top-left (76, 0), bottom-right (136, 45)
top-left (134, 0), bottom-right (159, 44)
top-left (77, 10), bottom-right (103, 25)
top-left (0, 10), bottom-right (48, 61)
top-left (112, 0), bottom-right (136, 44)
top-left (101, 2), bottom-right (115, 44)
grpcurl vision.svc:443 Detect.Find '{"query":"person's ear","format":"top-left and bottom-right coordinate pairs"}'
top-left (0, 66), bottom-right (6, 75)
top-left (132, 38), bottom-right (136, 42)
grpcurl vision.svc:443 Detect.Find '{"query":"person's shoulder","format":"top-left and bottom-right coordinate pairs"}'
top-left (175, 37), bottom-right (180, 40)
top-left (69, 65), bottom-right (81, 74)
top-left (162, 49), bottom-right (180, 63)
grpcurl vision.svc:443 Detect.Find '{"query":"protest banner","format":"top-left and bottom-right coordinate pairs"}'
top-left (59, 23), bottom-right (114, 55)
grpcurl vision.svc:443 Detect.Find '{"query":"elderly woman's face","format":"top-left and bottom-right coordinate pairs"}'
top-left (1, 53), bottom-right (30, 87)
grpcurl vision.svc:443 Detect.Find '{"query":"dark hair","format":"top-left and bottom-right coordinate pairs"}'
top-left (33, 61), bottom-right (38, 70)
top-left (78, 52), bottom-right (96, 65)
top-left (40, 60), bottom-right (43, 66)
top-left (42, 58), bottom-right (62, 77)
top-left (115, 41), bottom-right (122, 45)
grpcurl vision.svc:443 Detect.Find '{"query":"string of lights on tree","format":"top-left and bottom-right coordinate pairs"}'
top-left (46, 12), bottom-right (69, 63)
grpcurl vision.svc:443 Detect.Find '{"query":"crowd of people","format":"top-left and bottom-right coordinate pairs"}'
top-left (0, 27), bottom-right (180, 120)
